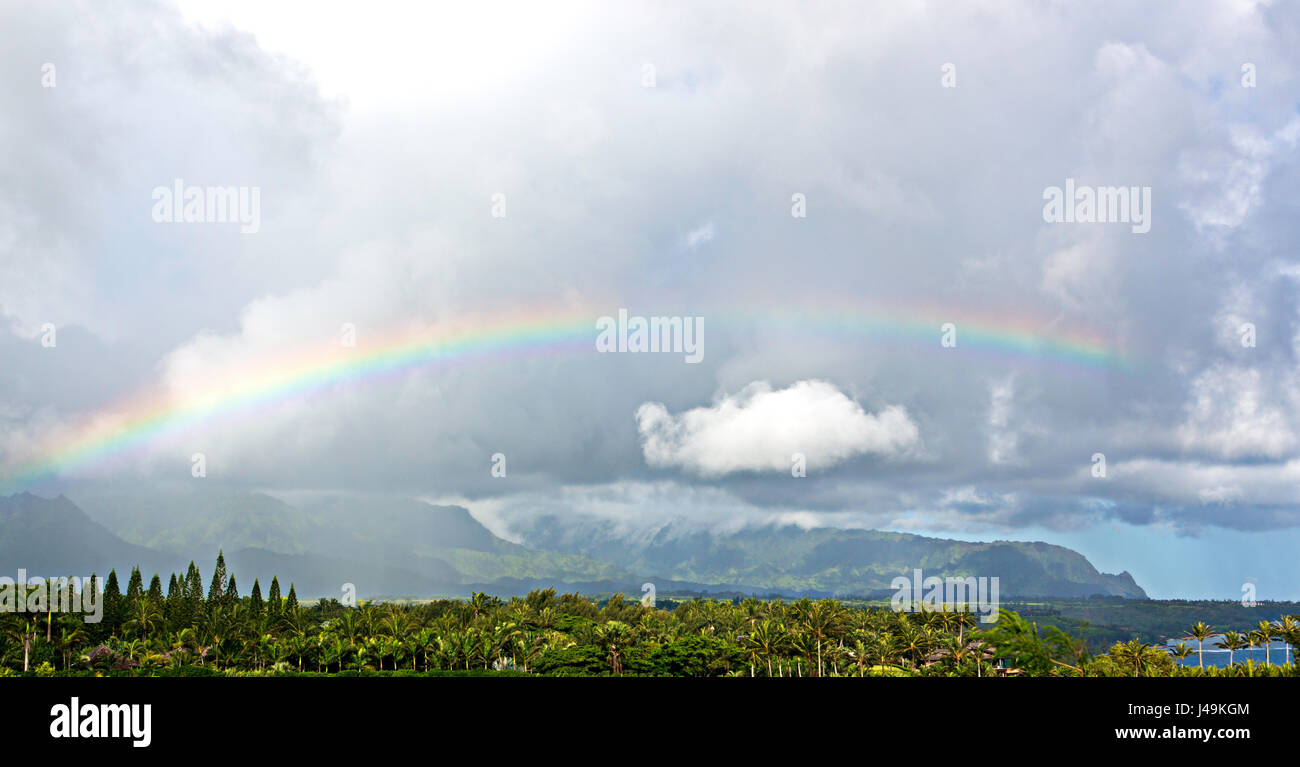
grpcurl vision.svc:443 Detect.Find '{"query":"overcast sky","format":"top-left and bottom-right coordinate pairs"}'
top-left (3, 0), bottom-right (1300, 599)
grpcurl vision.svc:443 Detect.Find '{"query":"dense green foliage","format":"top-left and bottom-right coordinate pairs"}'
top-left (3, 556), bottom-right (1298, 677)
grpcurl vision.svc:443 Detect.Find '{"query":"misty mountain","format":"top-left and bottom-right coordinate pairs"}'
top-left (65, 488), bottom-right (640, 597)
top-left (0, 491), bottom-right (466, 595)
top-left (0, 492), bottom-right (165, 577)
top-left (513, 514), bottom-right (1147, 599)
top-left (73, 486), bottom-right (318, 555)
top-left (2, 489), bottom-right (1145, 599)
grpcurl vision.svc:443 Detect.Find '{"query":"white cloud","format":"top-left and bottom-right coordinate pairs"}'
top-left (1212, 280), bottom-right (1261, 351)
top-left (1197, 485), bottom-right (1244, 505)
top-left (1039, 236), bottom-right (1112, 312)
top-left (986, 376), bottom-right (1019, 465)
top-left (1178, 118), bottom-right (1300, 233)
top-left (1178, 365), bottom-right (1296, 459)
top-left (939, 486), bottom-right (996, 509)
top-left (684, 221), bottom-right (716, 249)
top-left (1104, 456), bottom-right (1300, 509)
top-left (635, 380), bottom-right (919, 477)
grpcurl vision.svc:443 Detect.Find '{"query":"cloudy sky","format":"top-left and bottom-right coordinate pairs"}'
top-left (3, 0), bottom-right (1300, 599)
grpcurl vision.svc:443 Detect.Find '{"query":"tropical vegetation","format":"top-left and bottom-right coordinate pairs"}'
top-left (4, 554), bottom-right (1299, 677)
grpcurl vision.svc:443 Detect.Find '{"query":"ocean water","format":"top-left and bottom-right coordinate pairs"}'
top-left (1164, 637), bottom-right (1294, 668)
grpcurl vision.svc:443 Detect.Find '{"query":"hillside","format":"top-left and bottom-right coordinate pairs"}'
top-left (0, 492), bottom-right (165, 577)
top-left (1, 490), bottom-right (1146, 600)
top-left (514, 515), bottom-right (1147, 598)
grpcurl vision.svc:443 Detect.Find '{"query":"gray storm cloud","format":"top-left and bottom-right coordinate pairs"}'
top-left (1, 0), bottom-right (1300, 547)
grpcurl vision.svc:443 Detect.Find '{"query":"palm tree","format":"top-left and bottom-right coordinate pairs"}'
top-left (459, 628), bottom-right (481, 670)
top-left (953, 609), bottom-right (976, 645)
top-left (1247, 625), bottom-right (1271, 666)
top-left (320, 634), bottom-right (345, 673)
top-left (873, 631), bottom-right (900, 676)
top-left (2, 614), bottom-right (38, 672)
top-left (1214, 631), bottom-right (1247, 666)
top-left (468, 592), bottom-right (495, 620)
top-left (358, 637), bottom-right (379, 671)
top-left (57, 621), bottom-right (87, 670)
top-left (1111, 640), bottom-right (1166, 677)
top-left (288, 634), bottom-right (310, 672)
top-left (595, 620), bottom-right (631, 674)
top-left (436, 633), bottom-right (462, 671)
top-left (848, 636), bottom-right (873, 677)
top-left (173, 627), bottom-right (201, 665)
top-left (488, 621), bottom-right (520, 669)
top-left (410, 628), bottom-right (434, 671)
top-left (512, 631), bottom-right (547, 673)
top-left (746, 619), bottom-right (786, 677)
top-left (802, 600), bottom-right (843, 677)
top-left (1171, 642), bottom-right (1194, 667)
top-left (788, 630), bottom-right (817, 677)
top-left (898, 622), bottom-right (932, 670)
top-left (207, 608), bottom-right (231, 669)
top-left (123, 598), bottom-right (164, 643)
top-left (381, 609), bottom-right (415, 641)
top-left (1183, 621), bottom-right (1214, 670)
top-left (1277, 615), bottom-right (1299, 666)
top-left (943, 634), bottom-right (978, 675)
top-left (120, 638), bottom-right (145, 664)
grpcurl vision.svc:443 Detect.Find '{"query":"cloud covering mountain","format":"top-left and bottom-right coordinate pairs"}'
top-left (2, 1), bottom-right (1300, 597)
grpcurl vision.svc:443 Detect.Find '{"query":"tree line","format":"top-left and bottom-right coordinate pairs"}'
top-left (3, 553), bottom-right (1299, 677)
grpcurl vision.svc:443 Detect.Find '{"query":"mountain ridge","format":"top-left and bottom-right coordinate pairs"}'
top-left (513, 514), bottom-right (1147, 598)
top-left (0, 490), bottom-right (1145, 599)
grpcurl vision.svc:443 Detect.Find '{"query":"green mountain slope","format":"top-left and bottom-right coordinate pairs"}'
top-left (0, 492), bottom-right (166, 576)
top-left (516, 516), bottom-right (1146, 598)
top-left (74, 485), bottom-right (317, 554)
top-left (65, 488), bottom-right (635, 596)
top-left (4, 489), bottom-right (1146, 599)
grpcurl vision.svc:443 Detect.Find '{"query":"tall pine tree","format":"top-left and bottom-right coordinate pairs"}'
top-left (147, 574), bottom-right (164, 604)
top-left (249, 579), bottom-right (264, 617)
top-left (267, 576), bottom-right (282, 619)
top-left (285, 584), bottom-right (298, 616)
top-left (226, 574), bottom-right (239, 606)
top-left (87, 573), bottom-right (105, 641)
top-left (207, 551), bottom-right (227, 606)
top-left (126, 567), bottom-right (144, 602)
top-left (103, 569), bottom-right (123, 636)
top-left (165, 573), bottom-right (181, 624)
top-left (183, 562), bottom-right (204, 627)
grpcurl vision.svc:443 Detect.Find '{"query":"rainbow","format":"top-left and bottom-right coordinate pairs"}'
top-left (0, 301), bottom-right (1129, 491)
